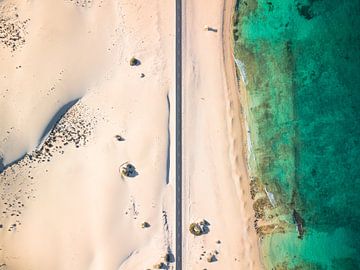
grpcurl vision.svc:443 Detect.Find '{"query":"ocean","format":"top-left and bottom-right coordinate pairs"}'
top-left (233, 0), bottom-right (360, 269)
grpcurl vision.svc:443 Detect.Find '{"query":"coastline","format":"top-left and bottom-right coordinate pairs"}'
top-left (222, 0), bottom-right (264, 268)
top-left (228, 3), bottom-right (285, 268)
top-left (183, 0), bottom-right (263, 268)
top-left (230, 0), bottom-right (360, 269)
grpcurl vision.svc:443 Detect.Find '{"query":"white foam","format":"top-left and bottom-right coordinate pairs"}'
top-left (265, 187), bottom-right (276, 207)
top-left (234, 58), bottom-right (248, 85)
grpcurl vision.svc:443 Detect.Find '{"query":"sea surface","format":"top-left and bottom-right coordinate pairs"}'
top-left (233, 0), bottom-right (360, 269)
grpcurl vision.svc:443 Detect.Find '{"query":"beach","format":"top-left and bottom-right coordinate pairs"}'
top-left (0, 0), bottom-right (263, 269)
top-left (183, 0), bottom-right (261, 268)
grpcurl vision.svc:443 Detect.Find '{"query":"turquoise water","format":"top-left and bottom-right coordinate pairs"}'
top-left (234, 0), bottom-right (360, 269)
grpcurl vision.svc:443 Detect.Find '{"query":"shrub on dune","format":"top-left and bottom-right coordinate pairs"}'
top-left (189, 222), bottom-right (202, 236)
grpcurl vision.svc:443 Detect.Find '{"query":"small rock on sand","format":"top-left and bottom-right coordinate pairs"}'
top-left (141, 222), bottom-right (150, 228)
top-left (115, 135), bottom-right (125, 141)
top-left (130, 57), bottom-right (140, 66)
top-left (207, 253), bottom-right (217, 263)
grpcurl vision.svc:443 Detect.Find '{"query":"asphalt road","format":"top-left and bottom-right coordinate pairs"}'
top-left (175, 0), bottom-right (182, 269)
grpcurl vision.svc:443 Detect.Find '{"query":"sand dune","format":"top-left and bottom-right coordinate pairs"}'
top-left (1, 0), bottom-right (175, 269)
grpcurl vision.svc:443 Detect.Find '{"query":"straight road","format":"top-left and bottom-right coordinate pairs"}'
top-left (175, 0), bottom-right (182, 269)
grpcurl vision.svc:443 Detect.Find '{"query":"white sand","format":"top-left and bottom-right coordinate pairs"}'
top-left (1, 0), bottom-right (175, 269)
top-left (183, 0), bottom-right (262, 269)
top-left (0, 0), bottom-right (262, 269)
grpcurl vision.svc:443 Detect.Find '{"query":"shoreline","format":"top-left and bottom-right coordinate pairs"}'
top-left (221, 0), bottom-right (264, 268)
top-left (183, 0), bottom-right (264, 267)
top-left (228, 0), bottom-right (360, 268)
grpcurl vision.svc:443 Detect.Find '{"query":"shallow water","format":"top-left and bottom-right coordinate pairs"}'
top-left (234, 0), bottom-right (360, 269)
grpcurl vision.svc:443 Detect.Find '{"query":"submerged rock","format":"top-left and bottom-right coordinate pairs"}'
top-left (293, 209), bottom-right (305, 239)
